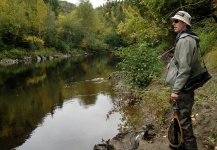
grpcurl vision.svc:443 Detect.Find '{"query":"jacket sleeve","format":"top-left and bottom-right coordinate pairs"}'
top-left (172, 37), bottom-right (195, 93)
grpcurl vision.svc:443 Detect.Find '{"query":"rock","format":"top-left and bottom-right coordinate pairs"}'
top-left (35, 56), bottom-right (42, 62)
top-left (0, 59), bottom-right (18, 66)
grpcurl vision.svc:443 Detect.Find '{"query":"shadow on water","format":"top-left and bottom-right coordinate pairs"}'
top-left (0, 53), bottom-right (120, 150)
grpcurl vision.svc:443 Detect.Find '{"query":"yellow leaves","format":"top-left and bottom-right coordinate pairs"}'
top-left (23, 35), bottom-right (45, 49)
top-left (57, 14), bottom-right (65, 24)
top-left (140, 0), bottom-right (166, 13)
top-left (80, 37), bottom-right (89, 49)
top-left (116, 21), bottom-right (125, 34)
top-left (56, 27), bottom-right (63, 35)
top-left (64, 10), bottom-right (80, 25)
top-left (116, 3), bottom-right (168, 44)
top-left (36, 0), bottom-right (47, 20)
top-left (81, 62), bottom-right (89, 72)
top-left (117, 5), bottom-right (152, 43)
top-left (129, 32), bottom-right (138, 39)
top-left (26, 73), bottom-right (46, 85)
top-left (36, 0), bottom-right (47, 35)
top-left (0, 0), bottom-right (6, 10)
top-left (103, 27), bottom-right (112, 36)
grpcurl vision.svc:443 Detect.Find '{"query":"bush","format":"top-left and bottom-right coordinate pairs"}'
top-left (116, 42), bottom-right (162, 89)
top-left (0, 49), bottom-right (26, 59)
top-left (23, 35), bottom-right (45, 50)
top-left (58, 41), bottom-right (70, 53)
top-left (104, 30), bottom-right (127, 48)
top-left (33, 48), bottom-right (58, 57)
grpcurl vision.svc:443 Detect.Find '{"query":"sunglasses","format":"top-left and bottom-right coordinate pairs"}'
top-left (173, 20), bottom-right (180, 23)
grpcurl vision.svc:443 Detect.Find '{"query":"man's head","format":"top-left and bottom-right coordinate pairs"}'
top-left (170, 11), bottom-right (191, 33)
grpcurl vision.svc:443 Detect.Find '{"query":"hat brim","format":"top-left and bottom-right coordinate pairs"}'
top-left (170, 16), bottom-right (191, 26)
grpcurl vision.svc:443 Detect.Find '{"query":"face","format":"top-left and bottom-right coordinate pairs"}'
top-left (172, 19), bottom-right (187, 33)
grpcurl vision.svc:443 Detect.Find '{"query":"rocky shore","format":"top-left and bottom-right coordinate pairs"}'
top-left (0, 54), bottom-right (71, 66)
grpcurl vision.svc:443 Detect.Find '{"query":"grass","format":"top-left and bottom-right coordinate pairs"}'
top-left (204, 46), bottom-right (217, 71)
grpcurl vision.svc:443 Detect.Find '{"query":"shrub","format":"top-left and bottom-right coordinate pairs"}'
top-left (116, 42), bottom-right (162, 89)
top-left (0, 49), bottom-right (26, 59)
top-left (58, 41), bottom-right (70, 53)
top-left (23, 35), bottom-right (45, 50)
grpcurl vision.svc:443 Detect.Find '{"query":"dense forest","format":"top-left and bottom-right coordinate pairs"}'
top-left (0, 0), bottom-right (217, 88)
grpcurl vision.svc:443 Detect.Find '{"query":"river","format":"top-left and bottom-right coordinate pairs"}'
top-left (0, 54), bottom-right (122, 150)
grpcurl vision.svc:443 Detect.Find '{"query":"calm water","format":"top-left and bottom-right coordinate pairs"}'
top-left (0, 54), bottom-right (121, 150)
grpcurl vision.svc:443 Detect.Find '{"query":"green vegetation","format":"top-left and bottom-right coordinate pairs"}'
top-left (0, 0), bottom-right (110, 58)
top-left (116, 43), bottom-right (162, 89)
top-left (108, 0), bottom-right (217, 131)
top-left (0, 49), bottom-right (27, 59)
top-left (0, 0), bottom-right (217, 140)
top-left (113, 0), bottom-right (216, 90)
top-left (0, 0), bottom-right (216, 97)
top-left (209, 133), bottom-right (217, 143)
top-left (194, 18), bottom-right (217, 54)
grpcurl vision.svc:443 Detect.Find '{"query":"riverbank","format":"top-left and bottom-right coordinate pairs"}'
top-left (99, 48), bottom-right (217, 150)
top-left (106, 91), bottom-right (217, 150)
top-left (0, 50), bottom-right (110, 66)
top-left (0, 54), bottom-right (71, 66)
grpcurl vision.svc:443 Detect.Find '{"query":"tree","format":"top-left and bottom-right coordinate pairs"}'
top-left (77, 0), bottom-right (98, 34)
top-left (43, 0), bottom-right (59, 15)
top-left (36, 0), bottom-right (47, 36)
top-left (56, 10), bottom-right (83, 52)
top-left (116, 5), bottom-right (166, 45)
top-left (0, 0), bottom-right (29, 49)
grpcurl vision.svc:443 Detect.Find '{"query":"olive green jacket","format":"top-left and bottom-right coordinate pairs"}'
top-left (165, 32), bottom-right (202, 93)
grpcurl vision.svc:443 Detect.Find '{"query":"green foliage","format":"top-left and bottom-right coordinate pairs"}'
top-left (116, 43), bottom-right (162, 89)
top-left (208, 133), bottom-right (217, 143)
top-left (116, 5), bottom-right (165, 45)
top-left (196, 48), bottom-right (217, 103)
top-left (204, 46), bottom-right (217, 71)
top-left (57, 41), bottom-right (70, 53)
top-left (140, 0), bottom-right (180, 22)
top-left (0, 49), bottom-right (27, 59)
top-left (33, 48), bottom-right (59, 57)
top-left (77, 0), bottom-right (99, 34)
top-left (194, 18), bottom-right (217, 54)
top-left (57, 10), bottom-right (82, 50)
top-left (23, 35), bottom-right (45, 50)
top-left (87, 35), bottom-right (108, 51)
top-left (104, 29), bottom-right (127, 48)
top-left (0, 0), bottom-right (216, 60)
top-left (0, 0), bottom-right (28, 48)
top-left (59, 1), bottom-right (76, 14)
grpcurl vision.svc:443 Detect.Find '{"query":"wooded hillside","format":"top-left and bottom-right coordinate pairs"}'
top-left (0, 0), bottom-right (216, 88)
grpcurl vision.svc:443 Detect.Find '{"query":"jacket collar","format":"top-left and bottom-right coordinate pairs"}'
top-left (175, 28), bottom-right (199, 43)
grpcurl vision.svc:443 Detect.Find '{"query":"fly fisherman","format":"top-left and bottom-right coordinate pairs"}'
top-left (165, 11), bottom-right (202, 150)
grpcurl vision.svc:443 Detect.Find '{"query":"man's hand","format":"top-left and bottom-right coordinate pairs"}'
top-left (171, 93), bottom-right (179, 100)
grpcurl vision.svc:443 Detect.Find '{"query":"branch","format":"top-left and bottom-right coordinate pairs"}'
top-left (163, 0), bottom-right (210, 20)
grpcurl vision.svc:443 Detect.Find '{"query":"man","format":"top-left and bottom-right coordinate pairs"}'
top-left (165, 11), bottom-right (202, 150)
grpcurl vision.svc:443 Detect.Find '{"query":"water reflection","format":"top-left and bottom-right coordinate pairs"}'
top-left (0, 54), bottom-right (121, 150)
top-left (16, 95), bottom-right (121, 150)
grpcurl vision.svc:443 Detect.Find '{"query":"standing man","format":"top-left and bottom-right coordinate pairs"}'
top-left (165, 11), bottom-right (201, 150)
